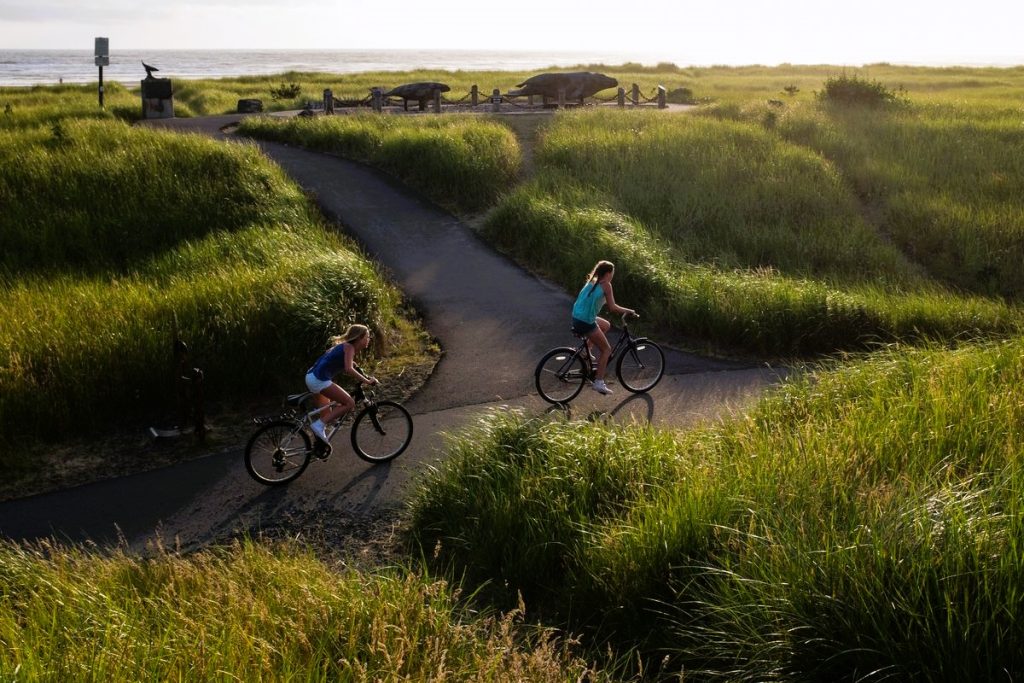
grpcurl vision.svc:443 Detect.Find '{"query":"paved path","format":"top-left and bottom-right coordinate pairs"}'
top-left (0, 114), bottom-right (786, 550)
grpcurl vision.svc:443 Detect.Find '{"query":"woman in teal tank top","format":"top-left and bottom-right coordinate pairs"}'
top-left (570, 260), bottom-right (635, 395)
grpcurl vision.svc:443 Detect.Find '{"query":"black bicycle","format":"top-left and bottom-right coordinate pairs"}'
top-left (244, 378), bottom-right (413, 485)
top-left (534, 312), bottom-right (665, 404)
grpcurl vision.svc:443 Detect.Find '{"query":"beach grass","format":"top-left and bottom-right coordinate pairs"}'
top-left (237, 114), bottom-right (522, 212)
top-left (481, 110), bottom-right (1021, 356)
top-left (0, 119), bottom-right (427, 474)
top-left (0, 538), bottom-right (601, 682)
top-left (409, 336), bottom-right (1024, 679)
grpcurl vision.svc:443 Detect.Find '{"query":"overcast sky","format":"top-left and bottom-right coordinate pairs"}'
top-left (1, 0), bottom-right (1021, 65)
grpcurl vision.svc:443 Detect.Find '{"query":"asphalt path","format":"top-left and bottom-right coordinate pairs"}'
top-left (0, 114), bottom-right (787, 551)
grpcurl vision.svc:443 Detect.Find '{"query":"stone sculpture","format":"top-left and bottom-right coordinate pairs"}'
top-left (508, 72), bottom-right (618, 104)
top-left (383, 82), bottom-right (451, 111)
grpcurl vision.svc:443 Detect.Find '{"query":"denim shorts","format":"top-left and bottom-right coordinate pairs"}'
top-left (571, 317), bottom-right (597, 336)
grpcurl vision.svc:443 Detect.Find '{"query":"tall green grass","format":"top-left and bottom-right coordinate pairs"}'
top-left (0, 82), bottom-right (140, 129)
top-left (0, 120), bottom-right (309, 276)
top-left (535, 110), bottom-right (920, 285)
top-left (0, 539), bottom-right (598, 681)
top-left (484, 166), bottom-right (1019, 356)
top-left (0, 120), bottom-right (418, 473)
top-left (775, 101), bottom-right (1024, 297)
top-left (410, 337), bottom-right (1024, 679)
top-left (238, 114), bottom-right (522, 212)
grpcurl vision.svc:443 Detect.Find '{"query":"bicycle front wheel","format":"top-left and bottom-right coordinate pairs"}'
top-left (616, 339), bottom-right (665, 393)
top-left (535, 347), bottom-right (587, 404)
top-left (244, 419), bottom-right (312, 485)
top-left (351, 400), bottom-right (413, 463)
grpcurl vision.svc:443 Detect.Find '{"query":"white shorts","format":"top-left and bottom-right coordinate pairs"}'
top-left (305, 372), bottom-right (333, 393)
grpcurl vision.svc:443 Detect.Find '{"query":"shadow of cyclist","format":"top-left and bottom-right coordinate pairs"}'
top-left (545, 391), bottom-right (656, 427)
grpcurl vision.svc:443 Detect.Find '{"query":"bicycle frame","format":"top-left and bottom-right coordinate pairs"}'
top-left (295, 384), bottom-right (372, 444)
top-left (574, 315), bottom-right (639, 371)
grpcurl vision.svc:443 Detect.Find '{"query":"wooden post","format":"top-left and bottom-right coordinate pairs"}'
top-left (657, 85), bottom-right (667, 109)
top-left (617, 87), bottom-right (625, 107)
top-left (491, 88), bottom-right (501, 112)
top-left (433, 89), bottom-right (442, 113)
top-left (323, 88), bottom-right (333, 114)
top-left (557, 87), bottom-right (566, 109)
top-left (471, 84), bottom-right (479, 106)
top-left (371, 88), bottom-right (383, 113)
top-left (631, 83), bottom-right (640, 106)
top-left (191, 368), bottom-right (206, 443)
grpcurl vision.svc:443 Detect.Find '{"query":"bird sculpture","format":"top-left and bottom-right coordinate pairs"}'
top-left (142, 61), bottom-right (160, 79)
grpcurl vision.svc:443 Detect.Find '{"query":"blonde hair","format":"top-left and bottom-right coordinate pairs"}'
top-left (585, 260), bottom-right (615, 286)
top-left (328, 323), bottom-right (369, 348)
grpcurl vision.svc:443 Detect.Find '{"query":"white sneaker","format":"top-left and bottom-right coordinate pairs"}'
top-left (311, 420), bottom-right (329, 443)
top-left (591, 379), bottom-right (613, 395)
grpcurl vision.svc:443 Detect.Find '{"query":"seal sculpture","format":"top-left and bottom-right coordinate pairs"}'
top-left (507, 72), bottom-right (618, 104)
top-left (383, 82), bottom-right (451, 111)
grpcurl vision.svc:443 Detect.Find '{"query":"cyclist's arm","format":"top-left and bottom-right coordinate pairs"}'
top-left (343, 346), bottom-right (377, 385)
top-left (601, 281), bottom-right (635, 316)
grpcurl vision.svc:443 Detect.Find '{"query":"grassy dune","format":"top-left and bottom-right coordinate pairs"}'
top-left (238, 114), bottom-right (522, 211)
top-left (0, 540), bottom-right (598, 682)
top-left (0, 119), bottom-right (425, 473)
top-left (411, 338), bottom-right (1024, 679)
top-left (482, 110), bottom-right (1020, 355)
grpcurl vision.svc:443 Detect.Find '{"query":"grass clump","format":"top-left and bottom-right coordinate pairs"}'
top-left (0, 539), bottom-right (599, 681)
top-left (410, 337), bottom-right (1024, 679)
top-left (0, 119), bottom-right (307, 276)
top-left (238, 114), bottom-right (522, 212)
top-left (818, 73), bottom-right (902, 107)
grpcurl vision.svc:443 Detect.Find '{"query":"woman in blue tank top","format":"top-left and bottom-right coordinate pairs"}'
top-left (570, 260), bottom-right (635, 395)
top-left (304, 323), bottom-right (378, 444)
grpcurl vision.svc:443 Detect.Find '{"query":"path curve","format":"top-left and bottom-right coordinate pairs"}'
top-left (0, 114), bottom-right (786, 551)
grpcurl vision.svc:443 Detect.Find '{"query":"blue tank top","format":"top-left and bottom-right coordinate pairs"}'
top-left (308, 342), bottom-right (348, 381)
top-left (571, 281), bottom-right (605, 324)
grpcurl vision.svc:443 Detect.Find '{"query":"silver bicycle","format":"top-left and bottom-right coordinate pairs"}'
top-left (244, 381), bottom-right (413, 485)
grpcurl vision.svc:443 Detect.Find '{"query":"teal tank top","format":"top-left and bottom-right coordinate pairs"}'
top-left (572, 281), bottom-right (605, 323)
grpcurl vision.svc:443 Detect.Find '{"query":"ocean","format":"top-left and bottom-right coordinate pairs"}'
top-left (0, 49), bottom-right (678, 87)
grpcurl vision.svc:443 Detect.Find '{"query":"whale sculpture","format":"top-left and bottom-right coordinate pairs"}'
top-left (383, 82), bottom-right (451, 111)
top-left (507, 71), bottom-right (618, 104)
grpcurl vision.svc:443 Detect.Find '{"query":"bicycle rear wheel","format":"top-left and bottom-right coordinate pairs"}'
top-left (616, 339), bottom-right (665, 393)
top-left (351, 400), bottom-right (413, 463)
top-left (535, 347), bottom-right (587, 404)
top-left (244, 419), bottom-right (312, 485)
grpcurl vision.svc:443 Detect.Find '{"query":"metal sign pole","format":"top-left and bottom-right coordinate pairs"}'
top-left (94, 36), bottom-right (109, 109)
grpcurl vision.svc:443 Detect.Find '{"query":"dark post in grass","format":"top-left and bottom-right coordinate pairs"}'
top-left (491, 88), bottom-right (501, 112)
top-left (174, 339), bottom-right (206, 443)
top-left (371, 87), bottom-right (383, 113)
top-left (631, 83), bottom-right (640, 106)
top-left (617, 87), bottom-right (625, 107)
top-left (658, 85), bottom-right (667, 109)
top-left (94, 37), bottom-right (109, 109)
top-left (471, 84), bottom-right (479, 106)
top-left (323, 88), bottom-right (334, 114)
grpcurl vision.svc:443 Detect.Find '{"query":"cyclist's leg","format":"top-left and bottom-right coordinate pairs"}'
top-left (588, 319), bottom-right (613, 380)
top-left (319, 382), bottom-right (354, 425)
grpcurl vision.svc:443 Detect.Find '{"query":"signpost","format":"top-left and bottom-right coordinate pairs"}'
top-left (94, 37), bottom-right (109, 108)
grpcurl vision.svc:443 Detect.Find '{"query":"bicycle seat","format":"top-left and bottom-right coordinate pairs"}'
top-left (285, 392), bottom-right (313, 407)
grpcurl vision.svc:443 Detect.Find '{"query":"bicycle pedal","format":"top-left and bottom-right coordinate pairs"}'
top-left (313, 442), bottom-right (332, 460)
